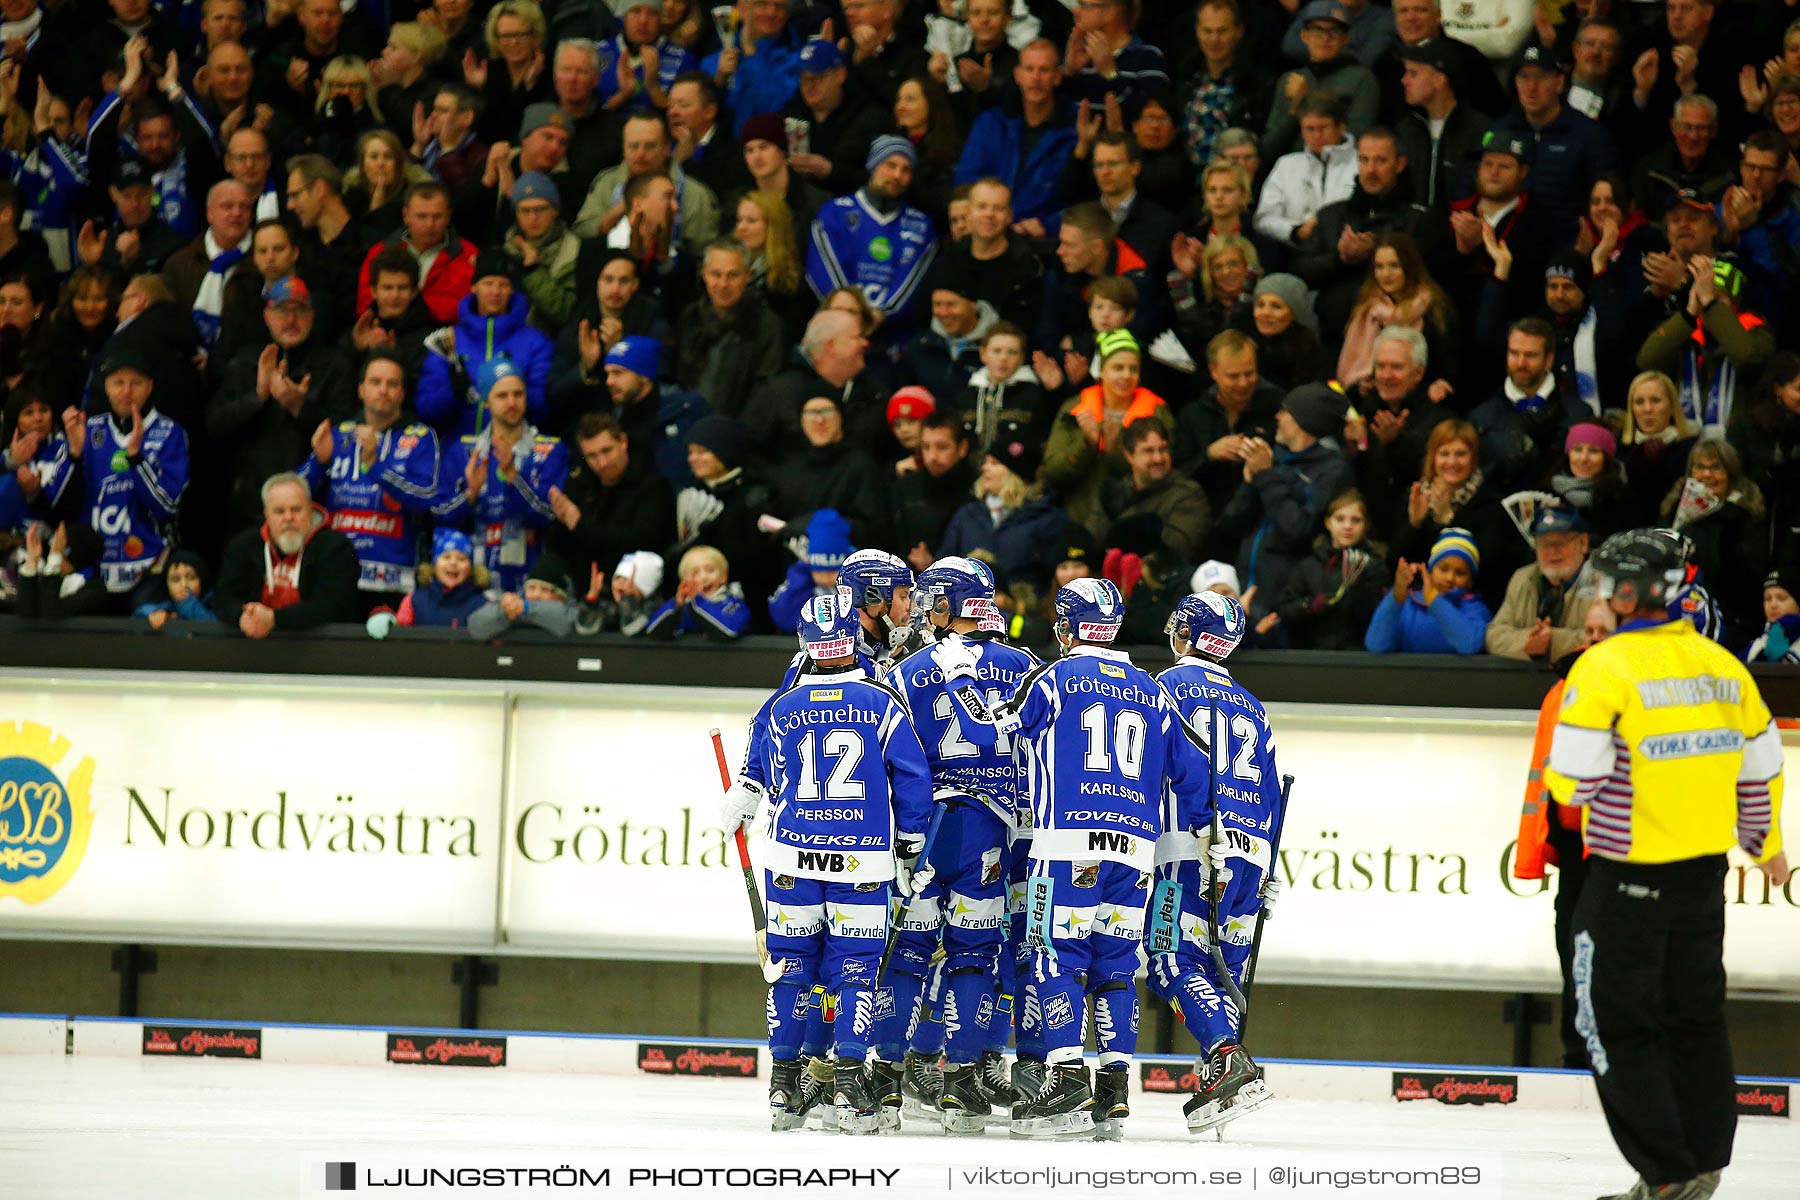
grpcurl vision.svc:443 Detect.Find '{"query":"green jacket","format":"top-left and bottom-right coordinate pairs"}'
top-left (1039, 391), bottom-right (1176, 537)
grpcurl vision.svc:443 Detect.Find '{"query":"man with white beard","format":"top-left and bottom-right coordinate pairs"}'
top-left (213, 471), bottom-right (361, 637)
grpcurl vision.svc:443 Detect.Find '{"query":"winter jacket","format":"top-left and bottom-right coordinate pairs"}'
top-left (507, 220), bottom-right (583, 332)
top-left (1468, 379), bottom-right (1591, 493)
top-left (1484, 563), bottom-right (1596, 662)
top-left (646, 583), bottom-right (753, 641)
top-left (1034, 239), bottom-right (1157, 353)
top-left (900, 301), bottom-right (998, 403)
top-left (957, 366), bottom-right (1052, 457)
top-left (397, 577), bottom-right (488, 627)
top-left (1040, 388), bottom-right (1175, 537)
top-left (742, 354), bottom-right (887, 464)
top-left (416, 292), bottom-right (556, 438)
top-left (1630, 142), bottom-right (1737, 223)
top-left (1273, 537), bottom-right (1388, 651)
top-left (1352, 389), bottom-right (1453, 533)
top-left (542, 448), bottom-right (676, 585)
top-left (952, 99), bottom-right (1081, 226)
top-left (931, 235), bottom-right (1045, 331)
top-left (468, 596), bottom-right (577, 640)
top-left (1666, 490), bottom-right (1768, 648)
top-left (1253, 135), bottom-right (1358, 246)
top-left (1174, 382), bottom-right (1284, 518)
top-left (1215, 440), bottom-right (1353, 620)
top-left (1263, 58), bottom-right (1379, 158)
top-left (1489, 105), bottom-right (1619, 240)
top-left (672, 297), bottom-right (787, 421)
top-left (608, 382), bottom-right (711, 490)
top-left (214, 506), bottom-right (361, 632)
top-left (1363, 587), bottom-right (1492, 655)
top-left (1100, 473), bottom-right (1213, 564)
top-left (892, 459), bottom-right (978, 561)
top-left (355, 232), bottom-right (477, 325)
top-left (1290, 182), bottom-right (1431, 333)
top-left (767, 441), bottom-right (892, 551)
top-left (209, 339), bottom-right (359, 534)
top-left (670, 468), bottom-right (784, 631)
top-left (705, 28), bottom-right (806, 138)
top-left (1745, 615), bottom-right (1800, 665)
top-left (1392, 478), bottom-right (1529, 613)
top-left (1395, 100), bottom-right (1489, 211)
top-left (938, 491), bottom-right (1068, 591)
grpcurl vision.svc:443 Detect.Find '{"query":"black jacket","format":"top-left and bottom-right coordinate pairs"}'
top-left (209, 338), bottom-right (359, 533)
top-left (892, 459), bottom-right (977, 560)
top-left (672, 297), bottom-right (787, 420)
top-left (766, 440), bottom-right (891, 550)
top-left (214, 521), bottom-right (361, 632)
top-left (1395, 102), bottom-right (1488, 212)
top-left (671, 468), bottom-right (785, 631)
top-left (545, 450), bottom-right (677, 579)
top-left (1273, 536), bottom-right (1389, 651)
top-left (1173, 381), bottom-right (1283, 519)
top-left (743, 354), bottom-right (887, 465)
top-left (1290, 183), bottom-right (1432, 336)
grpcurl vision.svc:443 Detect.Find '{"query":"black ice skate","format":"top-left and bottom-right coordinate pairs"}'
top-left (900, 1049), bottom-right (944, 1122)
top-left (1183, 1043), bottom-right (1272, 1134)
top-left (1009, 1062), bottom-right (1095, 1139)
top-left (869, 1059), bottom-right (903, 1133)
top-left (769, 1059), bottom-right (806, 1131)
top-left (834, 1059), bottom-right (881, 1136)
top-left (978, 1051), bottom-right (1020, 1126)
top-left (1092, 1067), bottom-right (1130, 1141)
top-left (800, 1056), bottom-right (839, 1131)
top-left (938, 1063), bottom-right (992, 1136)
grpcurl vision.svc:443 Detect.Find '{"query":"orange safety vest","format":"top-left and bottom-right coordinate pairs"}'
top-left (1515, 678), bottom-right (1585, 880)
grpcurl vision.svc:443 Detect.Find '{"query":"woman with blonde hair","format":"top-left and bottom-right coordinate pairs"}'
top-left (466, 0), bottom-right (550, 142)
top-left (1394, 418), bottom-right (1522, 609)
top-left (313, 56), bottom-right (382, 163)
top-left (1336, 233), bottom-right (1453, 388)
top-left (734, 189), bottom-right (809, 341)
top-left (938, 420), bottom-right (1066, 591)
top-left (1619, 369), bottom-right (1695, 523)
top-left (344, 128), bottom-right (433, 239)
top-left (1170, 231), bottom-right (1258, 359)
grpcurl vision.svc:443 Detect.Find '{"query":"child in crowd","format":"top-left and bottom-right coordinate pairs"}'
top-left (600, 550), bottom-right (667, 637)
top-left (133, 550), bottom-right (215, 629)
top-left (1363, 528), bottom-right (1492, 655)
top-left (959, 321), bottom-right (1047, 456)
top-left (469, 552), bottom-right (582, 640)
top-left (396, 530), bottom-right (489, 628)
top-left (1258, 490), bottom-right (1387, 650)
top-left (1034, 275), bottom-right (1137, 393)
top-left (887, 386), bottom-right (936, 474)
top-left (16, 522), bottom-right (104, 620)
top-left (1745, 567), bottom-right (1800, 664)
top-left (646, 545), bottom-right (751, 640)
top-left (768, 508), bottom-right (854, 632)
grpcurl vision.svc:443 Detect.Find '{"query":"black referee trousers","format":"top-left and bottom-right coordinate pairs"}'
top-left (1572, 854), bottom-right (1735, 1186)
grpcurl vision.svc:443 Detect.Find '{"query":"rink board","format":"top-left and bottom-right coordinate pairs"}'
top-left (2, 671), bottom-right (1798, 995)
top-left (10, 1014), bottom-right (1791, 1121)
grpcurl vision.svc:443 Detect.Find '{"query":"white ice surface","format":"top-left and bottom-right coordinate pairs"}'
top-left (1, 1055), bottom-right (1795, 1199)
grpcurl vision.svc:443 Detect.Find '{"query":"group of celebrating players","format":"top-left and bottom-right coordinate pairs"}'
top-left (720, 548), bottom-right (1284, 1140)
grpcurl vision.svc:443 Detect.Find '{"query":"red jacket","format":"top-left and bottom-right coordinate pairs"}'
top-left (356, 232), bottom-right (476, 325)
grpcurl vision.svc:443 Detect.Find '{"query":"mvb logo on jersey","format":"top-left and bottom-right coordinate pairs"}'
top-left (796, 850), bottom-right (859, 873)
top-left (0, 721), bottom-right (97, 905)
top-left (1391, 1071), bottom-right (1518, 1106)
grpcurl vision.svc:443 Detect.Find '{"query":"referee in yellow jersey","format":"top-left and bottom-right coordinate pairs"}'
top-left (1546, 530), bottom-right (1789, 1200)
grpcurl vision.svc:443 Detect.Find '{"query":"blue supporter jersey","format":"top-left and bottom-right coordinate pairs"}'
top-left (890, 631), bottom-right (1037, 827)
top-left (957, 645), bottom-right (1213, 870)
top-left (805, 191), bottom-right (938, 320)
top-left (51, 410), bottom-right (189, 593)
top-left (430, 423), bottom-right (566, 594)
top-left (1154, 655), bottom-right (1282, 945)
top-left (298, 421), bottom-right (442, 593)
top-left (756, 669), bottom-right (935, 884)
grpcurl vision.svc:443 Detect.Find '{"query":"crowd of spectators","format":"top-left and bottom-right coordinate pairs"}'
top-left (1, 0), bottom-right (1798, 663)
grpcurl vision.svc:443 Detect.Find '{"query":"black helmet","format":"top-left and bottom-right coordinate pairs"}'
top-left (1591, 529), bottom-right (1686, 609)
top-left (1649, 526), bottom-right (1696, 566)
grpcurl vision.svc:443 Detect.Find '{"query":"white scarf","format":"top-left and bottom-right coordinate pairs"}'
top-left (1677, 340), bottom-right (1736, 436)
top-left (1570, 307), bottom-right (1599, 416)
top-left (0, 9), bottom-right (41, 43)
top-left (192, 230), bottom-right (249, 348)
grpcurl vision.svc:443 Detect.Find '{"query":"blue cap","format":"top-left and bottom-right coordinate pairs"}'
top-left (474, 356), bottom-right (522, 398)
top-left (604, 336), bottom-right (661, 381)
top-left (1530, 504), bottom-right (1588, 537)
top-left (805, 509), bottom-right (855, 571)
top-left (262, 275), bottom-right (312, 308)
top-left (866, 134), bottom-right (918, 173)
top-left (798, 38), bottom-right (842, 74)
top-left (434, 528), bottom-right (474, 560)
top-left (1297, 0), bottom-right (1350, 27)
top-left (512, 171), bottom-right (561, 210)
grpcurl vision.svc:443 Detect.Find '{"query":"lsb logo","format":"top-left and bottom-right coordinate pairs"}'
top-left (0, 721), bottom-right (96, 903)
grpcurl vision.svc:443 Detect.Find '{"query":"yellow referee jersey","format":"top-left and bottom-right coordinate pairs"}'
top-left (1545, 617), bottom-right (1785, 865)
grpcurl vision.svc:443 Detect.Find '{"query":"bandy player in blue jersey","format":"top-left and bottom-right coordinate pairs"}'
top-left (1150, 590), bottom-right (1287, 1134)
top-left (720, 588), bottom-right (935, 1134)
top-left (937, 577), bottom-right (1214, 1139)
top-left (877, 557), bottom-right (1037, 1134)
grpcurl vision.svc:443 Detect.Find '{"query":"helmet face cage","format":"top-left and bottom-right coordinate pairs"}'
top-left (839, 550), bottom-right (912, 610)
top-left (1054, 577), bottom-right (1124, 646)
top-left (917, 558), bottom-right (993, 623)
top-left (1166, 592), bottom-right (1244, 660)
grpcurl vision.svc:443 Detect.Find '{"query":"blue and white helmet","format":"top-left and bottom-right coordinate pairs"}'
top-left (1165, 591), bottom-right (1246, 660)
top-left (964, 558), bottom-right (1007, 632)
top-left (797, 586), bottom-right (861, 661)
top-left (917, 556), bottom-right (994, 620)
top-left (1053, 576), bottom-right (1125, 644)
top-left (839, 548), bottom-right (913, 609)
